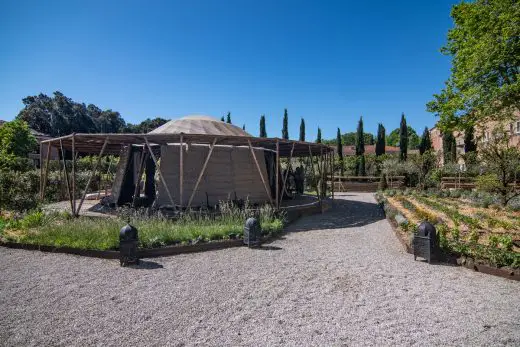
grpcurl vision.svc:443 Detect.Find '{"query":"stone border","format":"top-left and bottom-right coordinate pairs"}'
top-left (0, 199), bottom-right (329, 259)
top-left (379, 198), bottom-right (520, 282)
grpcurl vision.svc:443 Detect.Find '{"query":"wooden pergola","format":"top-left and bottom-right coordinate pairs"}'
top-left (40, 133), bottom-right (335, 216)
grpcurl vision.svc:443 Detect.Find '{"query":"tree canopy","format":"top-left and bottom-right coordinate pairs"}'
top-left (124, 117), bottom-right (168, 133)
top-left (16, 92), bottom-right (126, 136)
top-left (0, 120), bottom-right (37, 170)
top-left (323, 132), bottom-right (374, 146)
top-left (226, 112), bottom-right (232, 124)
top-left (316, 128), bottom-right (322, 143)
top-left (259, 115), bottom-right (267, 137)
top-left (375, 123), bottom-right (385, 156)
top-left (299, 118), bottom-right (305, 142)
top-left (419, 127), bottom-right (432, 155)
top-left (399, 114), bottom-right (408, 161)
top-left (386, 126), bottom-right (420, 149)
top-left (282, 109), bottom-right (289, 139)
top-left (426, 0), bottom-right (520, 130)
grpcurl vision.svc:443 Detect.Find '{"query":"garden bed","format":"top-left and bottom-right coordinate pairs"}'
top-left (376, 190), bottom-right (520, 279)
top-left (0, 202), bottom-right (284, 254)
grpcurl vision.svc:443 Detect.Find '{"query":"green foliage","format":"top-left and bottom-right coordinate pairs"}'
top-left (0, 120), bottom-right (37, 170)
top-left (1, 203), bottom-right (285, 250)
top-left (419, 127), bottom-right (432, 155)
top-left (464, 125), bottom-right (477, 153)
top-left (226, 112), bottom-right (232, 124)
top-left (356, 155), bottom-right (366, 176)
top-left (282, 109), bottom-right (289, 139)
top-left (387, 125), bottom-right (420, 150)
top-left (427, 0), bottom-right (520, 129)
top-left (355, 117), bottom-right (365, 156)
top-left (375, 123), bottom-right (385, 156)
top-left (323, 132), bottom-right (375, 146)
top-left (299, 118), bottom-right (305, 142)
top-left (442, 132), bottom-right (457, 164)
top-left (17, 92), bottom-right (126, 136)
top-left (123, 117), bottom-right (168, 133)
top-left (259, 115), bottom-right (267, 137)
top-left (399, 113), bottom-right (408, 161)
top-left (316, 127), bottom-right (322, 143)
top-left (336, 128), bottom-right (343, 174)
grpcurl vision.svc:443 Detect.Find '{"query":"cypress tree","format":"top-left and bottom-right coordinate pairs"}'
top-left (355, 117), bottom-right (365, 156)
top-left (316, 128), bottom-right (322, 143)
top-left (375, 123), bottom-right (385, 156)
top-left (443, 131), bottom-right (457, 164)
top-left (242, 124), bottom-right (246, 131)
top-left (359, 155), bottom-right (366, 176)
top-left (399, 113), bottom-right (408, 161)
top-left (259, 115), bottom-right (267, 137)
top-left (419, 126), bottom-right (432, 155)
top-left (226, 112), bottom-right (231, 124)
top-left (299, 118), bottom-right (305, 142)
top-left (464, 125), bottom-right (477, 153)
top-left (220, 116), bottom-right (225, 122)
top-left (282, 108), bottom-right (289, 139)
top-left (337, 128), bottom-right (343, 175)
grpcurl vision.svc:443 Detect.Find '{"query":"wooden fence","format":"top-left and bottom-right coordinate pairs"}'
top-left (329, 176), bottom-right (405, 192)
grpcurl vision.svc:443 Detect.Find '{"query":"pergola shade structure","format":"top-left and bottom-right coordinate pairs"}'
top-left (40, 115), bottom-right (334, 216)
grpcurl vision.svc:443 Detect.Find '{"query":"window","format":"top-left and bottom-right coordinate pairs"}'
top-left (515, 121), bottom-right (520, 134)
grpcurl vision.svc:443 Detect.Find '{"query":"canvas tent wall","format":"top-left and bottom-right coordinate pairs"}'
top-left (156, 144), bottom-right (271, 207)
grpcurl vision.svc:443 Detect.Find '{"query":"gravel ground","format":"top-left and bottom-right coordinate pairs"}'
top-left (1, 193), bottom-right (519, 346)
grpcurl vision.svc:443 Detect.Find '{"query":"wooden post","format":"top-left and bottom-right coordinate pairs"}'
top-left (308, 145), bottom-right (320, 201)
top-left (39, 142), bottom-right (43, 198)
top-left (72, 134), bottom-right (76, 216)
top-left (248, 139), bottom-right (274, 206)
top-left (131, 149), bottom-right (148, 208)
top-left (187, 138), bottom-right (217, 209)
top-left (279, 142), bottom-right (295, 207)
top-left (76, 137), bottom-right (109, 215)
top-left (144, 137), bottom-right (176, 209)
top-left (275, 139), bottom-right (279, 210)
top-left (331, 150), bottom-right (334, 200)
top-left (41, 142), bottom-right (52, 201)
top-left (59, 139), bottom-right (74, 214)
top-left (179, 134), bottom-right (184, 208)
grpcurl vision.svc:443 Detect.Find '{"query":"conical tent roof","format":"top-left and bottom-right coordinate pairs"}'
top-left (148, 115), bottom-right (250, 137)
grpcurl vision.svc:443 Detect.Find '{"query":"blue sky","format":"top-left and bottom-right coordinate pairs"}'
top-left (0, 0), bottom-right (456, 140)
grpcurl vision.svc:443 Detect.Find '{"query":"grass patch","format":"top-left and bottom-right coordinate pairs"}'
top-left (0, 203), bottom-right (285, 251)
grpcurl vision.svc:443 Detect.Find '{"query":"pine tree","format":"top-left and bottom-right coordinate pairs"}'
top-left (399, 113), bottom-right (408, 161)
top-left (375, 123), bottom-right (385, 156)
top-left (299, 118), bottom-right (305, 142)
top-left (282, 109), bottom-right (289, 139)
top-left (419, 126), bottom-right (432, 155)
top-left (226, 112), bottom-right (231, 124)
top-left (316, 128), bottom-right (322, 143)
top-left (464, 125), bottom-right (477, 153)
top-left (259, 115), bottom-right (267, 137)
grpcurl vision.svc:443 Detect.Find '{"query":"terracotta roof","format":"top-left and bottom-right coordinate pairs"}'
top-left (331, 144), bottom-right (400, 156)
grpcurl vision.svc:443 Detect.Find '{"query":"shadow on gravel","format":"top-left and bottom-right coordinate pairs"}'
top-left (286, 198), bottom-right (385, 232)
top-left (254, 245), bottom-right (283, 251)
top-left (128, 260), bottom-right (164, 269)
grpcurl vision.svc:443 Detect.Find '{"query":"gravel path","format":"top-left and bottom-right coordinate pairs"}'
top-left (1, 193), bottom-right (519, 346)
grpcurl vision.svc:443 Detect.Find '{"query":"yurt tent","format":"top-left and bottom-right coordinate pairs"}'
top-left (148, 115), bottom-right (272, 207)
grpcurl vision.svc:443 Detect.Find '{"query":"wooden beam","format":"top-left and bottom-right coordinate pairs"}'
top-left (187, 138), bottom-right (217, 209)
top-left (131, 149), bottom-right (148, 208)
top-left (76, 137), bottom-right (109, 215)
top-left (41, 142), bottom-right (52, 202)
top-left (59, 139), bottom-right (74, 214)
top-left (248, 139), bottom-right (274, 206)
top-left (308, 145), bottom-right (320, 201)
top-left (72, 134), bottom-right (76, 216)
top-left (279, 142), bottom-right (295, 207)
top-left (144, 137), bottom-right (177, 209)
top-left (275, 139), bottom-right (279, 210)
top-left (179, 134), bottom-right (184, 208)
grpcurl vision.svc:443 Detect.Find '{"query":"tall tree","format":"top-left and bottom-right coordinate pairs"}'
top-left (242, 124), bottom-right (246, 131)
top-left (464, 125), bottom-right (477, 153)
top-left (375, 123), bottom-right (386, 156)
top-left (316, 128), bottom-right (322, 143)
top-left (259, 115), bottom-right (267, 137)
top-left (355, 117), bottom-right (365, 175)
top-left (419, 127), bottom-right (432, 155)
top-left (443, 132), bottom-right (457, 164)
top-left (220, 116), bottom-right (225, 122)
top-left (226, 112), bottom-right (231, 124)
top-left (282, 108), bottom-right (289, 139)
top-left (336, 128), bottom-right (343, 174)
top-left (399, 113), bottom-right (408, 161)
top-left (299, 118), bottom-right (305, 142)
top-left (427, 0), bottom-right (520, 130)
